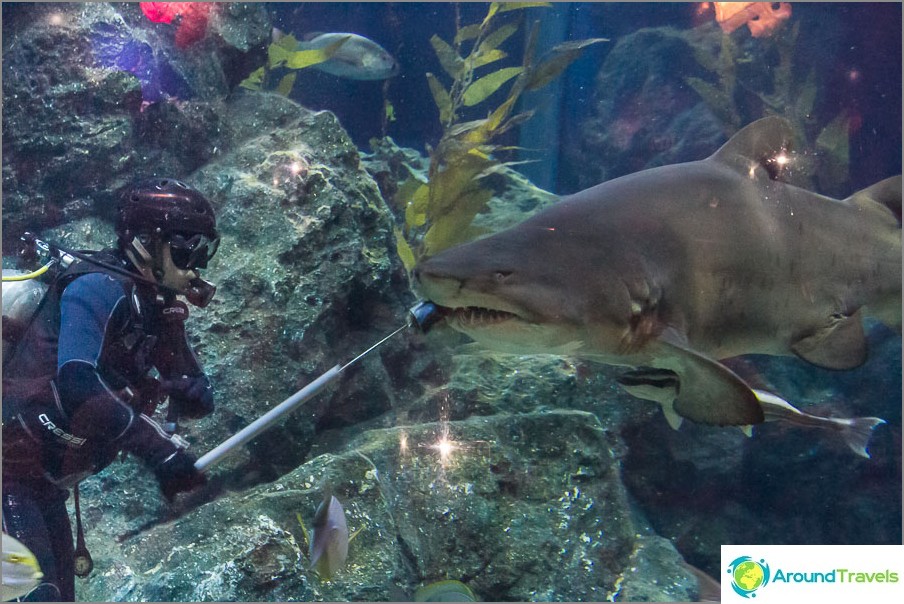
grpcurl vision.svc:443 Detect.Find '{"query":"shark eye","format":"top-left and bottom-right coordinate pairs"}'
top-left (494, 271), bottom-right (512, 283)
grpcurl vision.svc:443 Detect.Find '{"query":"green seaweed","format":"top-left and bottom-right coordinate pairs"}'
top-left (394, 2), bottom-right (607, 268)
top-left (684, 21), bottom-right (851, 193)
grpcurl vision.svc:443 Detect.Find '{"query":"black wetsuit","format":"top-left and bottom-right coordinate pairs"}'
top-left (2, 250), bottom-right (213, 601)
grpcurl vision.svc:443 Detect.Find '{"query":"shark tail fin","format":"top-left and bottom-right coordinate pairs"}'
top-left (846, 175), bottom-right (902, 227)
top-left (840, 417), bottom-right (886, 459)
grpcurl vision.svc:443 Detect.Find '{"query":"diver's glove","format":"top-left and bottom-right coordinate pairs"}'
top-left (162, 375), bottom-right (214, 419)
top-left (154, 449), bottom-right (206, 502)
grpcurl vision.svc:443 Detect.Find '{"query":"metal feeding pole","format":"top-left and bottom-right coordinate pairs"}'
top-left (193, 302), bottom-right (441, 472)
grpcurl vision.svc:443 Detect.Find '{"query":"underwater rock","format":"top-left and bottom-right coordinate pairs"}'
top-left (2, 3), bottom-right (143, 242)
top-left (160, 91), bottom-right (413, 481)
top-left (564, 25), bottom-right (728, 192)
top-left (0, 2), bottom-right (239, 252)
top-left (75, 411), bottom-right (696, 602)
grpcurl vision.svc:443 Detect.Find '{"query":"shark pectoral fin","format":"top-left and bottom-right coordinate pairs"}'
top-left (655, 329), bottom-right (764, 426)
top-left (790, 310), bottom-right (867, 370)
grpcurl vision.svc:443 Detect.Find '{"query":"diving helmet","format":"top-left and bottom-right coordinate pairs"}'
top-left (117, 178), bottom-right (220, 307)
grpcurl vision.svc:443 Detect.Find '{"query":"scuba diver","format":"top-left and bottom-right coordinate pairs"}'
top-left (2, 178), bottom-right (220, 601)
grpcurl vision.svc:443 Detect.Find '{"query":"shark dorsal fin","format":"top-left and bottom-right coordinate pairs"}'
top-left (709, 116), bottom-right (796, 180)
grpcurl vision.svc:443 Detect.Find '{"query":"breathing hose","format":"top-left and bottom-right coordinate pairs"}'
top-left (1, 261), bottom-right (54, 282)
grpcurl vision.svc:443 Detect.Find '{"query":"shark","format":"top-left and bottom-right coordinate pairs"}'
top-left (413, 117), bottom-right (902, 427)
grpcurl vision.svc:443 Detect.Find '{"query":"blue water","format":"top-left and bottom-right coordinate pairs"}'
top-left (269, 2), bottom-right (901, 193)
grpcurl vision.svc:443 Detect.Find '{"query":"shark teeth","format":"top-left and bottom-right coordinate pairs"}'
top-left (451, 306), bottom-right (518, 326)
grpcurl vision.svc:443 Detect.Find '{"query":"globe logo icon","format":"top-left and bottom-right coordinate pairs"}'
top-left (727, 556), bottom-right (771, 598)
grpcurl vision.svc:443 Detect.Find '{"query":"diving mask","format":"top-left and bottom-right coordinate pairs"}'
top-left (164, 234), bottom-right (218, 307)
top-left (168, 233), bottom-right (220, 270)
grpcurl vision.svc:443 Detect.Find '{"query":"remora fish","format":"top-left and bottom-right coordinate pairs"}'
top-left (413, 117), bottom-right (901, 427)
top-left (297, 32), bottom-right (398, 80)
top-left (617, 367), bottom-right (887, 458)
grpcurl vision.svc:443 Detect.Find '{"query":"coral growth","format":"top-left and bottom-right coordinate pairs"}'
top-left (140, 2), bottom-right (214, 48)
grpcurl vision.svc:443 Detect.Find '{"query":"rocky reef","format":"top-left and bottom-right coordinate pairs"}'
top-left (2, 3), bottom-right (899, 602)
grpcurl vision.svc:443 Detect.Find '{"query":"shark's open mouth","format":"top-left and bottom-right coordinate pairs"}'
top-left (440, 305), bottom-right (521, 327)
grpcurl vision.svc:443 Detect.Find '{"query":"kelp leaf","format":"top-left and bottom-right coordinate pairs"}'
top-left (525, 38), bottom-right (608, 90)
top-left (393, 173), bottom-right (428, 212)
top-left (795, 69), bottom-right (818, 119)
top-left (477, 21), bottom-right (519, 55)
top-left (394, 229), bottom-right (417, 272)
top-left (405, 183), bottom-right (431, 228)
top-left (496, 109), bottom-right (535, 135)
top-left (455, 24), bottom-right (482, 45)
top-left (498, 2), bottom-right (552, 13)
top-left (476, 159), bottom-right (539, 179)
top-left (482, 3), bottom-right (501, 27)
top-left (426, 73), bottom-right (454, 123)
top-left (461, 94), bottom-right (517, 143)
top-left (446, 118), bottom-right (490, 138)
top-left (276, 72), bottom-right (297, 96)
top-left (685, 76), bottom-right (739, 128)
top-left (816, 113), bottom-right (851, 166)
top-left (239, 66), bottom-right (265, 91)
top-left (469, 48), bottom-right (508, 70)
top-left (430, 35), bottom-right (465, 79)
top-left (423, 187), bottom-right (494, 254)
top-left (485, 92), bottom-right (518, 131)
top-left (462, 66), bottom-right (523, 106)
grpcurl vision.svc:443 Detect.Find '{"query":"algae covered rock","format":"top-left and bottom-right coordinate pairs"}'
top-left (177, 91), bottom-right (413, 481)
top-left (76, 411), bottom-right (696, 602)
top-left (1, 2), bottom-right (266, 249)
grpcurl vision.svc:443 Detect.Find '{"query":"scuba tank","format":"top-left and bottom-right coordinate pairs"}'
top-left (2, 269), bottom-right (49, 359)
top-left (2, 234), bottom-right (77, 363)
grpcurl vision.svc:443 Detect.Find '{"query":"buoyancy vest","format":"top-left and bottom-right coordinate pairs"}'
top-left (1, 251), bottom-right (170, 484)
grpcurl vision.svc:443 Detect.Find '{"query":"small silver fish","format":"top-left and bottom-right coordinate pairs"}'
top-left (302, 494), bottom-right (349, 580)
top-left (2, 533), bottom-right (44, 602)
top-left (297, 32), bottom-right (399, 80)
top-left (617, 368), bottom-right (886, 458)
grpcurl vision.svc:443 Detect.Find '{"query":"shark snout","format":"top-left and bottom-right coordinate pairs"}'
top-left (411, 264), bottom-right (462, 302)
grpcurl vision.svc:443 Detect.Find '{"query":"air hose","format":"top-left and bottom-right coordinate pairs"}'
top-left (1, 261), bottom-right (54, 282)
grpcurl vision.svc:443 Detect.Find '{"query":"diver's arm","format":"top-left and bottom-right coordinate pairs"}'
top-left (55, 273), bottom-right (182, 466)
top-left (152, 298), bottom-right (214, 419)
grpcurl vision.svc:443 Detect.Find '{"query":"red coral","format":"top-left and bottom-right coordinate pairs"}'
top-left (140, 2), bottom-right (215, 48)
top-left (140, 2), bottom-right (179, 24)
